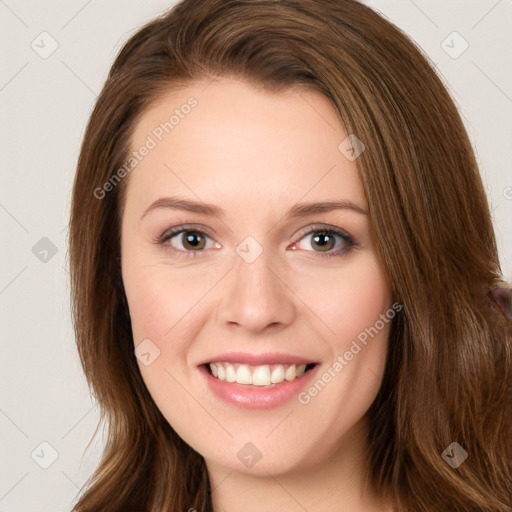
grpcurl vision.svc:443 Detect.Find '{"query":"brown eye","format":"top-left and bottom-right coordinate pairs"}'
top-left (292, 226), bottom-right (356, 258)
top-left (310, 231), bottom-right (336, 252)
top-left (159, 228), bottom-right (216, 254)
top-left (179, 231), bottom-right (206, 250)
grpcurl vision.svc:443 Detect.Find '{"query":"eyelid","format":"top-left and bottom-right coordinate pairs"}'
top-left (156, 222), bottom-right (357, 257)
top-left (155, 223), bottom-right (216, 245)
top-left (291, 223), bottom-right (356, 246)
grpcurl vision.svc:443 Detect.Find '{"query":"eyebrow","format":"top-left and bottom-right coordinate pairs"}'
top-left (140, 196), bottom-right (367, 220)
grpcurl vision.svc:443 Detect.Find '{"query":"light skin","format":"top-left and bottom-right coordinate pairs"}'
top-left (120, 77), bottom-right (396, 511)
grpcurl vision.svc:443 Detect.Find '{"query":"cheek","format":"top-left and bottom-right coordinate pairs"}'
top-left (123, 260), bottom-right (214, 345)
top-left (125, 273), bottom-right (175, 342)
top-left (293, 252), bottom-right (392, 343)
top-left (340, 263), bottom-right (391, 342)
top-left (122, 263), bottom-right (209, 432)
top-left (121, 261), bottom-right (194, 417)
top-left (122, 260), bottom-right (220, 413)
top-left (292, 253), bottom-right (392, 411)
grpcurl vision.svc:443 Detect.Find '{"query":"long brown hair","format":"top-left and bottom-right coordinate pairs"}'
top-left (68, 1), bottom-right (512, 510)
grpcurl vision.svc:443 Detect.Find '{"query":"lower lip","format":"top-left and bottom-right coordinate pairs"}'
top-left (198, 364), bottom-right (320, 410)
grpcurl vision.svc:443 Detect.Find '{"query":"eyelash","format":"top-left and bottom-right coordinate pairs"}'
top-left (155, 223), bottom-right (357, 259)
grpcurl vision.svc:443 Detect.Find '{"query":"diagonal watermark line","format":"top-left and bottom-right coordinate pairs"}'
top-left (0, 472), bottom-right (29, 502)
top-left (472, 61), bottom-right (512, 105)
top-left (164, 163), bottom-right (235, 235)
top-left (266, 410), bottom-right (293, 437)
top-left (0, 408), bottom-right (29, 438)
top-left (0, 203), bottom-right (29, 233)
top-left (61, 61), bottom-right (97, 97)
top-left (61, 470), bottom-right (81, 490)
top-left (265, 164), bottom-right (336, 235)
top-left (265, 265), bottom-right (336, 335)
top-left (0, 62), bottom-right (29, 92)
top-left (266, 471), bottom-right (309, 511)
top-left (201, 76), bottom-right (217, 93)
top-left (0, 0), bottom-right (29, 28)
top-left (61, 0), bottom-right (93, 29)
top-left (0, 266), bottom-right (28, 296)
top-left (407, 0), bottom-right (439, 29)
top-left (297, 90), bottom-right (336, 130)
top-left (164, 267), bottom-right (234, 336)
top-left (163, 368), bottom-right (234, 437)
top-left (367, 367), bottom-right (381, 383)
top-left (61, 403), bottom-right (98, 440)
top-left (471, 0), bottom-right (503, 29)
top-left (210, 468), bottom-right (234, 501)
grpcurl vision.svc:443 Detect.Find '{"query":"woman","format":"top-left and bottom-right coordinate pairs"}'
top-left (68, 0), bottom-right (512, 510)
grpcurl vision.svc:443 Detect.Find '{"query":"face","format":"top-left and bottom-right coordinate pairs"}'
top-left (120, 77), bottom-right (393, 476)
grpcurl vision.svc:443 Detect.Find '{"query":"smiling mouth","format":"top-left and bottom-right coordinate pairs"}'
top-left (204, 362), bottom-right (318, 387)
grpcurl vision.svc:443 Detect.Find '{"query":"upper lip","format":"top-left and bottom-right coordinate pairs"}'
top-left (198, 352), bottom-right (319, 366)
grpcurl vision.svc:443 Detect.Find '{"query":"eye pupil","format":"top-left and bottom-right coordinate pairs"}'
top-left (183, 231), bottom-right (205, 250)
top-left (312, 231), bottom-right (335, 252)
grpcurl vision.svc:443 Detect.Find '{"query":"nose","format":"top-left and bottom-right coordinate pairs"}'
top-left (216, 248), bottom-right (296, 333)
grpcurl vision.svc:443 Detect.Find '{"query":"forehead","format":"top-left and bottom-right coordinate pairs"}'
top-left (125, 77), bottom-right (365, 215)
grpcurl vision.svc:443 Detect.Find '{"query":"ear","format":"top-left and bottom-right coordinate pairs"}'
top-left (490, 286), bottom-right (512, 321)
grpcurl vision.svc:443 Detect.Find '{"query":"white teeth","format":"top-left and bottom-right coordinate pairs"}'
top-left (270, 365), bottom-right (285, 384)
top-left (208, 361), bottom-right (312, 387)
top-left (285, 364), bottom-right (296, 381)
top-left (252, 365), bottom-right (271, 386)
top-left (225, 364), bottom-right (236, 383)
top-left (236, 364), bottom-right (253, 384)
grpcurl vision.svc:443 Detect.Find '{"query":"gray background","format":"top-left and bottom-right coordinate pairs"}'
top-left (0, 1), bottom-right (511, 510)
